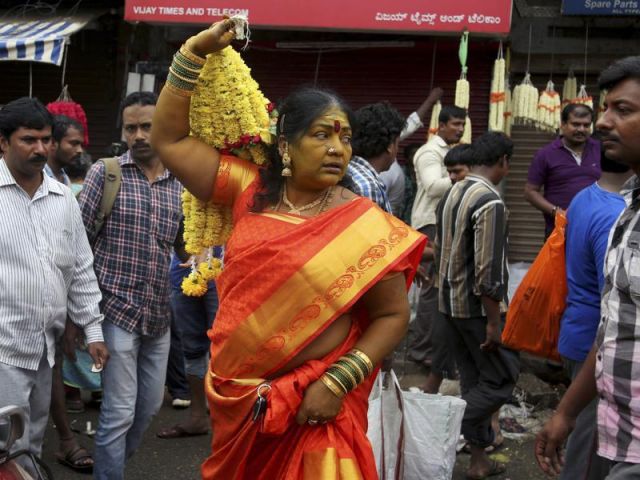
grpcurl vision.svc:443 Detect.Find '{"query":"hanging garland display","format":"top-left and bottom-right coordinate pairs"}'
top-left (512, 73), bottom-right (539, 127)
top-left (574, 84), bottom-right (593, 109)
top-left (562, 72), bottom-right (577, 107)
top-left (427, 101), bottom-right (441, 140)
top-left (455, 31), bottom-right (472, 144)
top-left (488, 45), bottom-right (506, 132)
top-left (46, 85), bottom-right (90, 145)
top-left (536, 80), bottom-right (561, 133)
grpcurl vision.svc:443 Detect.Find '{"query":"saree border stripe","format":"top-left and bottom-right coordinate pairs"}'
top-left (215, 208), bottom-right (424, 377)
top-left (303, 448), bottom-right (364, 480)
top-left (256, 211), bottom-right (306, 225)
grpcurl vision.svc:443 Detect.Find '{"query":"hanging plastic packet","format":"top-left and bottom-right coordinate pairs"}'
top-left (229, 15), bottom-right (250, 49)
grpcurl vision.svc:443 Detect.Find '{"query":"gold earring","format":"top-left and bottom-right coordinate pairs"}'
top-left (281, 151), bottom-right (292, 177)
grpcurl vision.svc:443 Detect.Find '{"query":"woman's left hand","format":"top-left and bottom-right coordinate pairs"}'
top-left (295, 379), bottom-right (344, 425)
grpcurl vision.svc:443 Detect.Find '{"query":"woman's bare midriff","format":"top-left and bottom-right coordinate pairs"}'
top-left (267, 313), bottom-right (353, 379)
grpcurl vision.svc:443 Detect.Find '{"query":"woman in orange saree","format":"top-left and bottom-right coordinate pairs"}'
top-left (152, 21), bottom-right (426, 479)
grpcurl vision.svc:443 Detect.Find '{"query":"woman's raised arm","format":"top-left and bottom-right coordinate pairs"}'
top-left (151, 21), bottom-right (236, 201)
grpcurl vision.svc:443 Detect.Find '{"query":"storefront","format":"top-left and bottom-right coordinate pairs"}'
top-left (123, 0), bottom-right (512, 162)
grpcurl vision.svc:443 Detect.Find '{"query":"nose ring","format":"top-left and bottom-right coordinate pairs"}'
top-left (327, 146), bottom-right (337, 154)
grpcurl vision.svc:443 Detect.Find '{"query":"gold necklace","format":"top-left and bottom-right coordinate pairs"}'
top-left (281, 186), bottom-right (330, 215)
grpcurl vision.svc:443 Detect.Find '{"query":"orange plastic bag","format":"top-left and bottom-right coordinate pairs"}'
top-left (502, 213), bottom-right (567, 362)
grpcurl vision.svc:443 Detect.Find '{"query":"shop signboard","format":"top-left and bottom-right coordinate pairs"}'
top-left (124, 0), bottom-right (512, 34)
top-left (562, 0), bottom-right (640, 15)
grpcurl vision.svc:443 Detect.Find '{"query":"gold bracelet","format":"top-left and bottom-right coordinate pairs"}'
top-left (180, 44), bottom-right (206, 66)
top-left (332, 363), bottom-right (359, 388)
top-left (324, 371), bottom-right (350, 395)
top-left (164, 82), bottom-right (195, 98)
top-left (326, 367), bottom-right (355, 392)
top-left (320, 374), bottom-right (345, 398)
top-left (339, 356), bottom-right (365, 383)
top-left (173, 54), bottom-right (204, 74)
top-left (168, 66), bottom-right (198, 84)
top-left (350, 349), bottom-right (374, 374)
top-left (345, 353), bottom-right (371, 378)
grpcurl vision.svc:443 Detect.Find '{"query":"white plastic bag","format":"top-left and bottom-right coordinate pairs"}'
top-left (367, 371), bottom-right (466, 480)
top-left (367, 373), bottom-right (404, 480)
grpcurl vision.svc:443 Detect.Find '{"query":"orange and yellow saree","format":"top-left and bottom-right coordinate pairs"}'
top-left (202, 156), bottom-right (426, 479)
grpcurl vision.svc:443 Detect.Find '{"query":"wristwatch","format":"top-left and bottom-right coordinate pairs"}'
top-left (551, 206), bottom-right (558, 217)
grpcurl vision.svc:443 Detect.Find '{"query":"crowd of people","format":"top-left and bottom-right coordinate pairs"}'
top-left (1, 17), bottom-right (640, 480)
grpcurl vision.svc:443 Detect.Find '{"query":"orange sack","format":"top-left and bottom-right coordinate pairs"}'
top-left (502, 213), bottom-right (567, 362)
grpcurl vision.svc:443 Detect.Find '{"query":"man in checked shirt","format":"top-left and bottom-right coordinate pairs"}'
top-left (536, 56), bottom-right (640, 479)
top-left (78, 92), bottom-right (182, 480)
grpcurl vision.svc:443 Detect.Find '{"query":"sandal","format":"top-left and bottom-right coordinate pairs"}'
top-left (466, 460), bottom-right (506, 480)
top-left (55, 445), bottom-right (94, 473)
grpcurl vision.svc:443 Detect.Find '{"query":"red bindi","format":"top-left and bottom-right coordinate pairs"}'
top-left (333, 120), bottom-right (341, 133)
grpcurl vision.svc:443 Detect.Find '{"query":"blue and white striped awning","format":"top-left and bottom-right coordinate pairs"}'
top-left (0, 18), bottom-right (89, 66)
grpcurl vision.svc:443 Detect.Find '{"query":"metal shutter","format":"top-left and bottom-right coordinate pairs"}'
top-left (505, 125), bottom-right (556, 262)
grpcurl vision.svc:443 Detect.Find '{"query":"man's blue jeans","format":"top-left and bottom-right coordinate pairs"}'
top-left (166, 286), bottom-right (218, 390)
top-left (93, 321), bottom-right (170, 480)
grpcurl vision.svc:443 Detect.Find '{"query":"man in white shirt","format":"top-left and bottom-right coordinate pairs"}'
top-left (380, 88), bottom-right (443, 217)
top-left (407, 105), bottom-right (466, 373)
top-left (0, 97), bottom-right (108, 473)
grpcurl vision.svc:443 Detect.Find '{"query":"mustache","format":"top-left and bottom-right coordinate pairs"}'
top-left (30, 154), bottom-right (47, 163)
top-left (599, 134), bottom-right (620, 143)
top-left (131, 142), bottom-right (151, 150)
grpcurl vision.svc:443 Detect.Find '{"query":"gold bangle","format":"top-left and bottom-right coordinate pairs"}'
top-left (326, 367), bottom-right (355, 392)
top-left (324, 371), bottom-right (350, 395)
top-left (173, 55), bottom-right (204, 74)
top-left (320, 374), bottom-right (345, 398)
top-left (169, 66), bottom-right (198, 84)
top-left (180, 44), bottom-right (206, 66)
top-left (350, 349), bottom-right (374, 374)
top-left (164, 82), bottom-right (195, 98)
top-left (333, 363), bottom-right (359, 388)
top-left (339, 357), bottom-right (365, 383)
top-left (345, 353), bottom-right (371, 378)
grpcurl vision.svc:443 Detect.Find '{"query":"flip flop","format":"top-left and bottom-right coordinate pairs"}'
top-left (55, 445), bottom-right (94, 473)
top-left (156, 424), bottom-right (209, 439)
top-left (465, 460), bottom-right (506, 480)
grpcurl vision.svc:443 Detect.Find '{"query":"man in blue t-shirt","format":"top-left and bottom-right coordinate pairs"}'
top-left (558, 154), bottom-right (632, 480)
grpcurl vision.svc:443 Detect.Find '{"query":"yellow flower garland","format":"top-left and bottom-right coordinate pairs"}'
top-left (181, 46), bottom-right (273, 295)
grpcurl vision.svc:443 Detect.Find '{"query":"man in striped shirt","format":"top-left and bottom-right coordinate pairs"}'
top-left (536, 56), bottom-right (640, 480)
top-left (436, 131), bottom-right (519, 479)
top-left (0, 97), bottom-right (108, 473)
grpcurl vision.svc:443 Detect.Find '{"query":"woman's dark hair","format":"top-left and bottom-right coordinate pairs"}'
top-left (52, 114), bottom-right (84, 143)
top-left (252, 87), bottom-right (356, 212)
top-left (598, 56), bottom-right (640, 91)
top-left (471, 132), bottom-right (513, 167)
top-left (351, 102), bottom-right (405, 159)
top-left (438, 105), bottom-right (466, 124)
top-left (0, 97), bottom-right (53, 140)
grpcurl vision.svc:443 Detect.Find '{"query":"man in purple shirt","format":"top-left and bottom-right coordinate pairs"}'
top-left (524, 104), bottom-right (601, 237)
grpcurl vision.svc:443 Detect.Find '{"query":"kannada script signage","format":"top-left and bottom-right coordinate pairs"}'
top-left (124, 0), bottom-right (512, 35)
